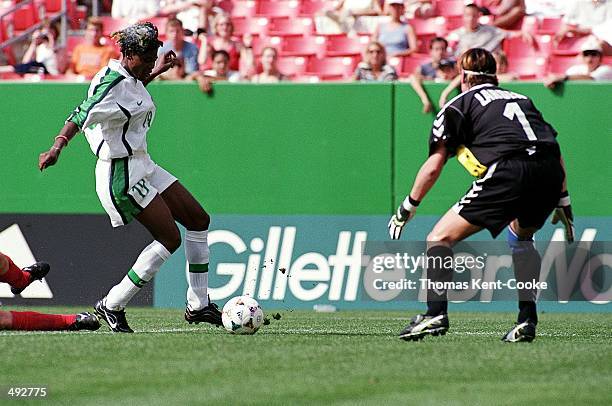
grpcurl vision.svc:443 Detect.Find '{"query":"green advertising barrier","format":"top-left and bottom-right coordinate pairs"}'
top-left (1, 81), bottom-right (610, 311)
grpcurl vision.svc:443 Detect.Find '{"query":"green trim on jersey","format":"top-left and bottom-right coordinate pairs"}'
top-left (67, 68), bottom-right (125, 129)
top-left (109, 158), bottom-right (142, 225)
top-left (188, 263), bottom-right (209, 273)
top-left (127, 269), bottom-right (147, 288)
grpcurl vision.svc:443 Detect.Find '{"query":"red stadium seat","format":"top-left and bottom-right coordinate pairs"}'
top-left (547, 55), bottom-right (580, 75)
top-left (399, 53), bottom-right (432, 76)
top-left (227, 0), bottom-right (257, 18)
top-left (266, 17), bottom-right (314, 37)
top-left (276, 55), bottom-right (308, 77)
top-left (325, 35), bottom-right (368, 57)
top-left (98, 16), bottom-right (131, 36)
top-left (280, 36), bottom-right (326, 57)
top-left (299, 1), bottom-right (327, 17)
top-left (44, 0), bottom-right (61, 13)
top-left (435, 0), bottom-right (466, 17)
top-left (409, 17), bottom-right (447, 36)
top-left (553, 35), bottom-right (589, 56)
top-left (12, 2), bottom-right (38, 32)
top-left (256, 1), bottom-right (300, 19)
top-left (506, 56), bottom-right (548, 79)
top-left (537, 17), bottom-right (562, 35)
top-left (503, 36), bottom-right (542, 58)
top-left (304, 56), bottom-right (356, 80)
top-left (415, 33), bottom-right (437, 53)
top-left (232, 17), bottom-right (269, 37)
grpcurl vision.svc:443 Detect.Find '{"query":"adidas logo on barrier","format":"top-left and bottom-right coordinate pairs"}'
top-left (0, 224), bottom-right (54, 299)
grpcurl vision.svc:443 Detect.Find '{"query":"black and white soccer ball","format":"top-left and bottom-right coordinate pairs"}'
top-left (222, 296), bottom-right (264, 335)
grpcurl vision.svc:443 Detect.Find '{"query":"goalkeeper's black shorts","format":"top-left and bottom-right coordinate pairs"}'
top-left (452, 154), bottom-right (564, 238)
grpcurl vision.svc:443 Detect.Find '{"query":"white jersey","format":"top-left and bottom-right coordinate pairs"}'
top-left (66, 59), bottom-right (156, 160)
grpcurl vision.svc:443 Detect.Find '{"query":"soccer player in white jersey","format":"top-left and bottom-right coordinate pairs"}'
top-left (38, 22), bottom-right (222, 333)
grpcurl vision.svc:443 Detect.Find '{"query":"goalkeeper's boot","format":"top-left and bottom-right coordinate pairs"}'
top-left (185, 300), bottom-right (222, 327)
top-left (94, 299), bottom-right (134, 333)
top-left (10, 262), bottom-right (50, 295)
top-left (501, 321), bottom-right (536, 343)
top-left (68, 312), bottom-right (101, 331)
top-left (399, 313), bottom-right (449, 341)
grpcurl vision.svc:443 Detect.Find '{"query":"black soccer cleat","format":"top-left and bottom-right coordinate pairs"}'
top-left (68, 312), bottom-right (101, 331)
top-left (94, 299), bottom-right (134, 333)
top-left (185, 301), bottom-right (223, 327)
top-left (10, 262), bottom-right (50, 295)
top-left (399, 313), bottom-right (449, 341)
top-left (501, 321), bottom-right (536, 343)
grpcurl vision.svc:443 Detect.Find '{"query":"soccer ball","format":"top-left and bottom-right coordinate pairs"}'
top-left (222, 296), bottom-right (264, 335)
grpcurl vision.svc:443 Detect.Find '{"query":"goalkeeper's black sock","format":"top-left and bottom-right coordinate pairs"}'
top-left (425, 245), bottom-right (454, 317)
top-left (512, 243), bottom-right (541, 325)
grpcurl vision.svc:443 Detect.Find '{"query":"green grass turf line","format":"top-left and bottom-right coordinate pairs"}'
top-left (1, 307), bottom-right (611, 405)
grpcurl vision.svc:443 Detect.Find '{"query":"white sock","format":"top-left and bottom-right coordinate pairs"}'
top-left (185, 230), bottom-right (210, 310)
top-left (106, 241), bottom-right (171, 310)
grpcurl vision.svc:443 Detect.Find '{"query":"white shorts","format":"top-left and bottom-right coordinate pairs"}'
top-left (95, 154), bottom-right (177, 227)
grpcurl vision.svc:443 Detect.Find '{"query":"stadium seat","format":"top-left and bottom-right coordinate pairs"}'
top-left (276, 55), bottom-right (308, 77)
top-left (266, 17), bottom-right (314, 37)
top-left (400, 53), bottom-right (432, 76)
top-left (280, 36), bottom-right (326, 58)
top-left (434, 0), bottom-right (466, 17)
top-left (553, 35), bottom-right (589, 56)
top-left (304, 56), bottom-right (356, 80)
top-left (43, 0), bottom-right (61, 13)
top-left (251, 35), bottom-right (283, 56)
top-left (415, 33), bottom-right (437, 53)
top-left (409, 17), bottom-right (446, 36)
top-left (299, 1), bottom-right (327, 17)
top-left (255, 1), bottom-right (300, 19)
top-left (548, 55), bottom-right (580, 75)
top-left (227, 0), bottom-right (257, 18)
top-left (537, 17), bottom-right (562, 35)
top-left (12, 2), bottom-right (38, 32)
top-left (232, 17), bottom-right (269, 37)
top-left (444, 15), bottom-right (462, 33)
top-left (99, 16), bottom-right (131, 36)
top-left (507, 56), bottom-right (548, 79)
top-left (503, 36), bottom-right (542, 58)
top-left (325, 35), bottom-right (369, 57)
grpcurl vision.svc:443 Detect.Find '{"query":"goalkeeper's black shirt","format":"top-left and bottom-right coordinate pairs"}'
top-left (428, 83), bottom-right (560, 166)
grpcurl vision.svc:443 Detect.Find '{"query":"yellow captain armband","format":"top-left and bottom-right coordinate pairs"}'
top-left (456, 145), bottom-right (488, 177)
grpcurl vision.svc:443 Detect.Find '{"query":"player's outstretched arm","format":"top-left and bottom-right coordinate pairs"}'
top-left (38, 121), bottom-right (79, 171)
top-left (389, 144), bottom-right (448, 239)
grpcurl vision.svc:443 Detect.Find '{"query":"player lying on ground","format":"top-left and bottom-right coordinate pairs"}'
top-left (389, 47), bottom-right (575, 343)
top-left (0, 252), bottom-right (100, 331)
top-left (38, 22), bottom-right (222, 333)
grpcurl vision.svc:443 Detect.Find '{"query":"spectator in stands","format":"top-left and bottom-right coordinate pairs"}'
top-left (353, 41), bottom-right (398, 81)
top-left (111, 0), bottom-right (160, 20)
top-left (372, 0), bottom-right (418, 57)
top-left (15, 24), bottom-right (59, 75)
top-left (251, 47), bottom-right (289, 83)
top-left (317, 0), bottom-right (383, 34)
top-left (554, 0), bottom-right (612, 54)
top-left (479, 0), bottom-right (526, 30)
top-left (66, 17), bottom-right (118, 78)
top-left (158, 56), bottom-right (187, 80)
top-left (191, 49), bottom-right (241, 93)
top-left (450, 3), bottom-right (507, 56)
top-left (159, 18), bottom-right (199, 75)
top-left (493, 50), bottom-right (519, 81)
top-left (544, 36), bottom-right (612, 88)
top-left (410, 37), bottom-right (456, 113)
top-left (160, 0), bottom-right (219, 35)
top-left (197, 14), bottom-right (254, 77)
top-left (405, 0), bottom-right (435, 19)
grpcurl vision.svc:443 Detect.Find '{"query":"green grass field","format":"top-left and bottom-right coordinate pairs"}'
top-left (1, 307), bottom-right (611, 405)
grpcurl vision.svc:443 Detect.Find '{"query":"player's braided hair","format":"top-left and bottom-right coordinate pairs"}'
top-left (460, 48), bottom-right (499, 87)
top-left (111, 22), bottom-right (162, 56)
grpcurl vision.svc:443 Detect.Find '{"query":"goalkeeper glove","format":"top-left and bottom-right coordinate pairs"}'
top-left (388, 196), bottom-right (419, 240)
top-left (551, 191), bottom-right (574, 243)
